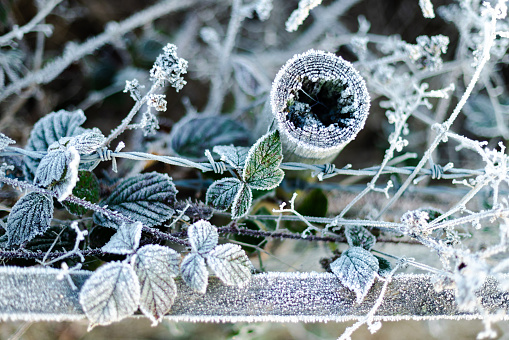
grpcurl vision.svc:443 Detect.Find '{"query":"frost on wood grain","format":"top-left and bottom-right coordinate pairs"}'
top-left (6, 192), bottom-right (54, 245)
top-left (133, 245), bottom-right (181, 325)
top-left (270, 50), bottom-right (370, 162)
top-left (2, 270), bottom-right (509, 322)
top-left (79, 262), bottom-right (140, 330)
top-left (102, 222), bottom-right (143, 255)
top-left (93, 172), bottom-right (177, 228)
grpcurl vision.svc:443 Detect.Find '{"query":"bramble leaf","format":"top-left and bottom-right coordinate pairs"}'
top-left (6, 192), bottom-right (54, 245)
top-left (24, 109), bottom-right (87, 180)
top-left (62, 171), bottom-right (100, 216)
top-left (231, 182), bottom-right (252, 219)
top-left (133, 244), bottom-right (181, 325)
top-left (206, 178), bottom-right (243, 212)
top-left (180, 252), bottom-right (208, 294)
top-left (207, 243), bottom-right (252, 287)
top-left (243, 130), bottom-right (284, 190)
top-left (102, 222), bottom-right (143, 255)
top-left (79, 262), bottom-right (140, 330)
top-left (70, 128), bottom-right (105, 155)
top-left (330, 247), bottom-right (379, 303)
top-left (212, 145), bottom-right (250, 169)
top-left (375, 255), bottom-right (393, 277)
top-left (169, 115), bottom-right (250, 160)
top-left (345, 225), bottom-right (376, 251)
top-left (93, 172), bottom-right (177, 229)
top-left (188, 220), bottom-right (218, 253)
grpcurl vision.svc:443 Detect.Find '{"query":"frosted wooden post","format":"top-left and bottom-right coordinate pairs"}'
top-left (270, 50), bottom-right (370, 164)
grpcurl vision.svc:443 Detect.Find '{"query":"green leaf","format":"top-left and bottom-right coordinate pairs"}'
top-left (207, 244), bottom-right (252, 287)
top-left (134, 244), bottom-right (181, 325)
top-left (93, 172), bottom-right (177, 229)
top-left (24, 109), bottom-right (87, 180)
top-left (231, 182), bottom-right (253, 219)
top-left (169, 115), bottom-right (250, 160)
top-left (345, 225), bottom-right (376, 251)
top-left (330, 247), bottom-right (379, 304)
top-left (6, 192), bottom-right (54, 245)
top-left (79, 262), bottom-right (140, 330)
top-left (206, 178), bottom-right (243, 212)
top-left (243, 130), bottom-right (284, 190)
top-left (62, 171), bottom-right (100, 216)
top-left (212, 145), bottom-right (250, 169)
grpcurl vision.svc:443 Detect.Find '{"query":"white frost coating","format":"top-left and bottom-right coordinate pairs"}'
top-left (133, 244), bottom-right (181, 326)
top-left (330, 247), bottom-right (379, 304)
top-left (419, 0), bottom-right (435, 18)
top-left (55, 145), bottom-right (80, 201)
top-left (0, 132), bottom-right (15, 151)
top-left (207, 244), bottom-right (252, 287)
top-left (270, 50), bottom-right (370, 163)
top-left (180, 253), bottom-right (209, 294)
top-left (285, 0), bottom-right (323, 32)
top-left (102, 222), bottom-right (143, 255)
top-left (79, 262), bottom-right (140, 330)
top-left (188, 220), bottom-right (218, 253)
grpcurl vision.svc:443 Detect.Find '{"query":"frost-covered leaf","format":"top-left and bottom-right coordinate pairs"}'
top-left (180, 252), bottom-right (208, 294)
top-left (6, 192), bottom-right (54, 245)
top-left (0, 132), bottom-right (15, 151)
top-left (232, 57), bottom-right (269, 96)
top-left (212, 145), bottom-right (250, 169)
top-left (188, 220), bottom-right (218, 253)
top-left (93, 172), bottom-right (177, 229)
top-left (102, 222), bottom-right (143, 255)
top-left (206, 178), bottom-right (243, 211)
top-left (79, 262), bottom-right (140, 330)
top-left (70, 128), bottom-right (105, 154)
top-left (345, 226), bottom-right (376, 251)
top-left (330, 247), bottom-right (379, 304)
top-left (207, 243), bottom-right (252, 286)
top-left (231, 182), bottom-right (253, 219)
top-left (34, 145), bottom-right (80, 201)
top-left (169, 115), bottom-right (250, 160)
top-left (133, 244), bottom-right (181, 325)
top-left (24, 109), bottom-right (87, 180)
top-left (243, 130), bottom-right (284, 190)
top-left (62, 171), bottom-right (100, 216)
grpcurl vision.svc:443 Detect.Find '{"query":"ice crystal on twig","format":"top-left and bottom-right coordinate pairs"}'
top-left (149, 43), bottom-right (188, 91)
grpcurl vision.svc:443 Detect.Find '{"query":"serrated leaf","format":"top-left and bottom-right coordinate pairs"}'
top-left (34, 145), bottom-right (80, 201)
top-left (102, 222), bottom-right (143, 254)
top-left (207, 243), bottom-right (252, 287)
top-left (231, 182), bottom-right (253, 219)
top-left (243, 130), bottom-right (284, 190)
top-left (188, 220), bottom-right (218, 253)
top-left (24, 109), bottom-right (87, 180)
top-left (79, 262), bottom-right (140, 330)
top-left (232, 57), bottom-right (269, 96)
top-left (212, 145), bottom-right (250, 169)
top-left (6, 192), bottom-right (54, 245)
top-left (330, 247), bottom-right (379, 304)
top-left (206, 178), bottom-right (243, 211)
top-left (70, 128), bottom-right (105, 154)
top-left (180, 252), bottom-right (208, 294)
top-left (345, 226), bottom-right (376, 251)
top-left (133, 244), bottom-right (181, 325)
top-left (62, 171), bottom-right (100, 216)
top-left (0, 132), bottom-right (15, 151)
top-left (93, 172), bottom-right (177, 229)
top-left (169, 115), bottom-right (250, 160)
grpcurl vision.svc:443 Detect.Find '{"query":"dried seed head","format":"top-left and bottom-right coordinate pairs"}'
top-left (270, 49), bottom-right (370, 163)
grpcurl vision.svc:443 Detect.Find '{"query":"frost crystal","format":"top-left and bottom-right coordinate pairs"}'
top-left (147, 94), bottom-right (167, 112)
top-left (406, 35), bottom-right (449, 71)
top-left (400, 209), bottom-right (430, 235)
top-left (150, 43), bottom-right (188, 91)
top-left (123, 78), bottom-right (144, 101)
top-left (285, 0), bottom-right (322, 32)
top-left (0, 132), bottom-right (15, 151)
